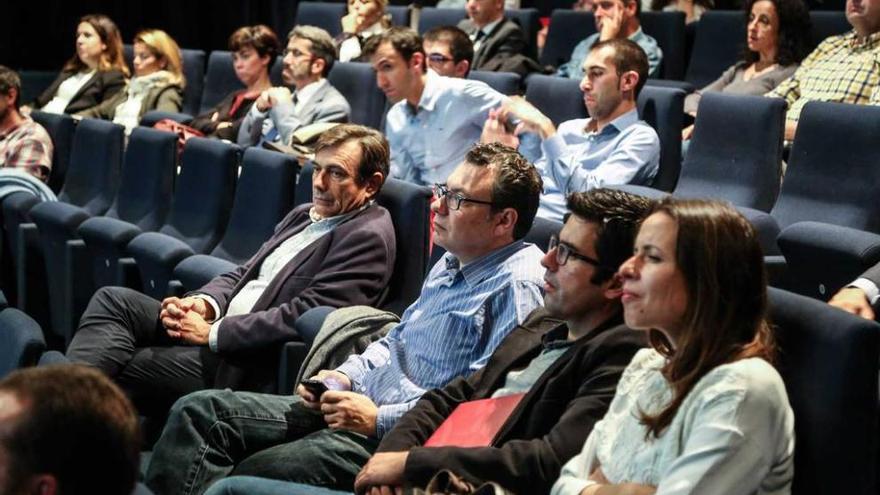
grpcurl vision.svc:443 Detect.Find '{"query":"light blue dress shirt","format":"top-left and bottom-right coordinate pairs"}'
top-left (523, 109), bottom-right (660, 222)
top-left (384, 71), bottom-right (507, 186)
top-left (335, 240), bottom-right (545, 437)
top-left (557, 28), bottom-right (663, 79)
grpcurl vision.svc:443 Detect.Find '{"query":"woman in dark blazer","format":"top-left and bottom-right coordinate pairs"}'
top-left (29, 14), bottom-right (129, 115)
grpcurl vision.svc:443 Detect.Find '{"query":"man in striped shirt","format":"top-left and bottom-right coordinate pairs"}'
top-left (767, 0), bottom-right (880, 140)
top-left (146, 143), bottom-right (547, 494)
top-left (0, 66), bottom-right (53, 183)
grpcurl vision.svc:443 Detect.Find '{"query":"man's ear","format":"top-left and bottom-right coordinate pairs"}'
top-left (363, 172), bottom-right (384, 199)
top-left (311, 57), bottom-right (327, 77)
top-left (409, 52), bottom-right (426, 73)
top-left (493, 207), bottom-right (518, 237)
top-left (619, 70), bottom-right (639, 95)
top-left (603, 272), bottom-right (624, 301)
top-left (455, 60), bottom-right (470, 78)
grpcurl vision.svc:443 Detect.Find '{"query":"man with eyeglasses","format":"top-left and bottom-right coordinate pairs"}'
top-left (423, 26), bottom-right (474, 78)
top-left (144, 142), bottom-right (546, 494)
top-left (67, 124), bottom-right (395, 411)
top-left (351, 188), bottom-right (651, 495)
top-left (238, 25), bottom-right (350, 147)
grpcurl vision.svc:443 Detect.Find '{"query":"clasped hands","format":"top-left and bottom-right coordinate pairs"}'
top-left (159, 296), bottom-right (214, 345)
top-left (481, 96), bottom-right (557, 148)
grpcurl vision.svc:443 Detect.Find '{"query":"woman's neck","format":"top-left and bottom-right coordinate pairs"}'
top-left (245, 72), bottom-right (272, 96)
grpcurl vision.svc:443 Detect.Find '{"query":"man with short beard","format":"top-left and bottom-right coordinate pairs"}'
top-left (0, 66), bottom-right (53, 183)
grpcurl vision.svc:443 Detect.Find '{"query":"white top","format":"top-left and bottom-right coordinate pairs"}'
top-left (552, 348), bottom-right (795, 495)
top-left (339, 20), bottom-right (386, 63)
top-left (41, 70), bottom-right (96, 114)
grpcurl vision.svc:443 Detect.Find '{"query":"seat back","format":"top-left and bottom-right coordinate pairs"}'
top-left (30, 110), bottom-right (76, 194)
top-left (295, 161), bottom-right (315, 209)
top-left (59, 118), bottom-right (124, 216)
top-left (523, 217), bottom-right (562, 251)
top-left (295, 2), bottom-right (347, 37)
top-left (418, 7), bottom-right (468, 33)
top-left (768, 287), bottom-right (879, 494)
top-left (160, 138), bottom-right (240, 253)
top-left (771, 101), bottom-right (880, 233)
top-left (675, 92), bottom-right (784, 211)
top-left (809, 11), bottom-right (850, 49)
top-left (200, 51), bottom-right (245, 114)
top-left (0, 307), bottom-right (46, 379)
top-left (107, 127), bottom-right (178, 232)
top-left (210, 148), bottom-right (298, 264)
top-left (327, 62), bottom-right (387, 129)
top-left (540, 10), bottom-right (594, 68)
top-left (637, 86), bottom-right (685, 192)
top-left (180, 48), bottom-right (206, 116)
top-left (387, 5), bottom-right (411, 27)
top-left (640, 11), bottom-right (686, 80)
top-left (506, 8), bottom-right (542, 59)
top-left (468, 70), bottom-right (522, 95)
top-left (524, 74), bottom-right (587, 125)
top-left (685, 11), bottom-right (744, 88)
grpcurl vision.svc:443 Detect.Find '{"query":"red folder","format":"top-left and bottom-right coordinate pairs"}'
top-left (424, 393), bottom-right (526, 448)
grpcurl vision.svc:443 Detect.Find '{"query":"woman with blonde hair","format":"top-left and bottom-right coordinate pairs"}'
top-left (30, 14), bottom-right (128, 115)
top-left (337, 0), bottom-right (391, 62)
top-left (552, 198), bottom-right (795, 495)
top-left (80, 29), bottom-right (185, 134)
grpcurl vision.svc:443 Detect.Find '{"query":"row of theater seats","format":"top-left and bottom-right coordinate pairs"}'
top-left (0, 276), bottom-right (877, 493)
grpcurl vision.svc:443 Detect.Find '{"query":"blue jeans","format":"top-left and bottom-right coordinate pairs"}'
top-left (144, 389), bottom-right (379, 495)
top-left (204, 476), bottom-right (352, 495)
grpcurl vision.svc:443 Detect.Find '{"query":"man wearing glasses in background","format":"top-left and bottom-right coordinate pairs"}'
top-left (238, 25), bottom-right (350, 147)
top-left (353, 188), bottom-right (650, 495)
top-left (423, 25), bottom-right (475, 78)
top-left (145, 143), bottom-right (547, 494)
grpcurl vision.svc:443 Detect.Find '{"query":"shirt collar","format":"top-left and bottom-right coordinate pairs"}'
top-left (308, 199), bottom-right (373, 224)
top-left (0, 116), bottom-right (31, 140)
top-left (295, 78), bottom-right (327, 107)
top-left (629, 27), bottom-right (647, 42)
top-left (585, 107), bottom-right (640, 135)
top-left (848, 29), bottom-right (880, 49)
top-left (411, 70), bottom-right (443, 114)
top-left (477, 18), bottom-right (503, 38)
top-left (445, 240), bottom-right (527, 287)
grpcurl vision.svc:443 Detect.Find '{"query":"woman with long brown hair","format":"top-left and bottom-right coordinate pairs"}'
top-left (30, 14), bottom-right (129, 115)
top-left (552, 198), bottom-right (795, 495)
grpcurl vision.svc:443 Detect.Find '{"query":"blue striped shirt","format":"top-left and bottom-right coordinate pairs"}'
top-left (335, 240), bottom-right (546, 437)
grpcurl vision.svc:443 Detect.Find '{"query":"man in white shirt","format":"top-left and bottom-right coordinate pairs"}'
top-left (238, 25), bottom-right (350, 147)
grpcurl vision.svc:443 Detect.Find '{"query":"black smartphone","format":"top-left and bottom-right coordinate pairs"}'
top-left (300, 379), bottom-right (329, 398)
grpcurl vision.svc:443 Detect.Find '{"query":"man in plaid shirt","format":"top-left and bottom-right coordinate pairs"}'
top-left (768, 0), bottom-right (880, 140)
top-left (0, 66), bottom-right (52, 183)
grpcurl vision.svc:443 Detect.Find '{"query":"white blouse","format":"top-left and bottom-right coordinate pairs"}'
top-left (552, 348), bottom-right (795, 495)
top-left (41, 70), bottom-right (96, 114)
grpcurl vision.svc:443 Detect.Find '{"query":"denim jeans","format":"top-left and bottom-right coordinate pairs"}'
top-left (145, 389), bottom-right (379, 495)
top-left (204, 476), bottom-right (352, 495)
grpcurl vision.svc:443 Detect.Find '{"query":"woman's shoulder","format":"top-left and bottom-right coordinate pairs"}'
top-left (695, 357), bottom-right (788, 409)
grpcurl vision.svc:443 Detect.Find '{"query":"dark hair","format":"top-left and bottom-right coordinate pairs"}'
top-left (638, 198), bottom-right (775, 438)
top-left (0, 365), bottom-right (140, 495)
top-left (650, 0), bottom-right (712, 14)
top-left (289, 25), bottom-right (338, 77)
top-left (362, 27), bottom-right (427, 73)
top-left (314, 124), bottom-right (390, 191)
top-left (464, 142), bottom-right (542, 240)
top-left (229, 24), bottom-right (281, 60)
top-left (0, 65), bottom-right (22, 108)
top-left (423, 26), bottom-right (475, 65)
top-left (741, 0), bottom-right (811, 67)
top-left (564, 189), bottom-right (654, 285)
top-left (63, 14), bottom-right (130, 77)
top-left (591, 38), bottom-right (649, 97)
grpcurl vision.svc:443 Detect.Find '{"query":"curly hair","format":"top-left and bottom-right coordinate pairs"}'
top-left (741, 0), bottom-right (812, 67)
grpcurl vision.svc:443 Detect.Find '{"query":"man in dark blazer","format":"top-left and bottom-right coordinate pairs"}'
top-left (66, 124), bottom-right (396, 410)
top-left (354, 188), bottom-right (652, 494)
top-left (457, 0), bottom-right (535, 74)
top-left (829, 262), bottom-right (880, 320)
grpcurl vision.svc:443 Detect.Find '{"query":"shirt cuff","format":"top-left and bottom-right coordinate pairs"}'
top-left (208, 318), bottom-right (222, 352)
top-left (191, 294), bottom-right (221, 322)
top-left (849, 278), bottom-right (880, 305)
top-left (249, 104), bottom-right (269, 118)
top-left (375, 402), bottom-right (414, 438)
top-left (334, 361), bottom-right (364, 390)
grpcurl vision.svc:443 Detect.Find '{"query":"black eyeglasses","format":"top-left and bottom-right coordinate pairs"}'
top-left (427, 53), bottom-right (454, 63)
top-left (433, 183), bottom-right (495, 211)
top-left (548, 235), bottom-right (603, 267)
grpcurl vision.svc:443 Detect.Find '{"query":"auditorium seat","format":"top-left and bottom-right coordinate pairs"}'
top-left (172, 147), bottom-right (298, 292)
top-left (809, 11), bottom-right (850, 49)
top-left (387, 5), bottom-right (411, 27)
top-left (468, 70), bottom-right (522, 95)
top-left (768, 287), bottom-right (879, 494)
top-left (29, 110), bottom-right (76, 194)
top-left (523, 74), bottom-right (586, 125)
top-left (295, 2), bottom-right (347, 37)
top-left (124, 138), bottom-right (240, 299)
top-left (327, 62), bottom-right (388, 130)
top-left (180, 48), bottom-right (207, 116)
top-left (636, 85), bottom-right (685, 192)
top-left (418, 7), bottom-right (468, 34)
top-left (685, 11), bottom-right (744, 88)
top-left (32, 127), bottom-right (176, 345)
top-left (0, 307), bottom-right (46, 378)
top-left (539, 10), bottom-right (593, 68)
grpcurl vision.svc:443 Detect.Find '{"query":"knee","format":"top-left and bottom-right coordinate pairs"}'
top-left (167, 389), bottom-right (231, 428)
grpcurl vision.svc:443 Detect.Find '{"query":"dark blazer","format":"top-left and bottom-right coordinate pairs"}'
top-left (33, 69), bottom-right (127, 114)
top-left (190, 89), bottom-right (257, 140)
top-left (458, 17), bottom-right (530, 72)
top-left (199, 202), bottom-right (396, 390)
top-left (862, 262), bottom-right (880, 287)
top-left (377, 308), bottom-right (646, 494)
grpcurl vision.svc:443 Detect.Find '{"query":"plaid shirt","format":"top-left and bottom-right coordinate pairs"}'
top-left (0, 116), bottom-right (53, 183)
top-left (768, 29), bottom-right (880, 125)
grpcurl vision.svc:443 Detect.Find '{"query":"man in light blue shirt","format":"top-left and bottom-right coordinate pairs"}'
top-left (145, 143), bottom-right (546, 494)
top-left (364, 27), bottom-right (507, 186)
top-left (556, 0), bottom-right (662, 79)
top-left (484, 38), bottom-right (660, 222)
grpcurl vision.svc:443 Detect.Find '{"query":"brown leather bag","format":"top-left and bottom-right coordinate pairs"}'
top-left (153, 118), bottom-right (206, 155)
